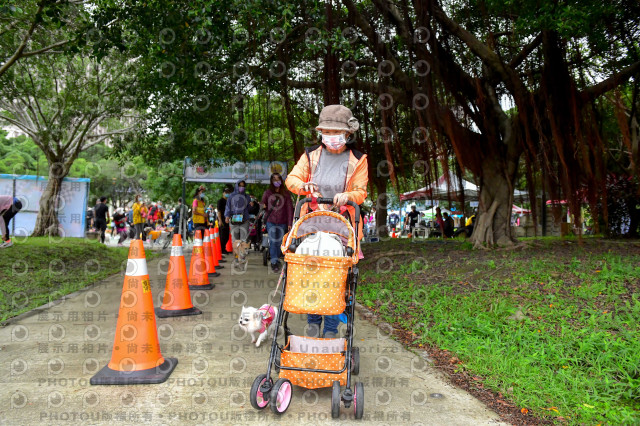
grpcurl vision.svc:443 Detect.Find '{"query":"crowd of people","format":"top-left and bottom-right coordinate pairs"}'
top-left (85, 173), bottom-right (297, 270)
top-left (384, 205), bottom-right (476, 239)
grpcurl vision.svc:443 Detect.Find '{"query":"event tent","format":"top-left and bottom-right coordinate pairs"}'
top-left (400, 172), bottom-right (527, 202)
top-left (400, 172), bottom-right (478, 201)
top-left (512, 205), bottom-right (531, 214)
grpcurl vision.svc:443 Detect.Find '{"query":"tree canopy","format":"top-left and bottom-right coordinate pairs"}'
top-left (2, 0), bottom-right (638, 240)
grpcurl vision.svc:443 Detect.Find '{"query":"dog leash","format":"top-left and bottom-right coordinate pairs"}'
top-left (267, 185), bottom-right (325, 309)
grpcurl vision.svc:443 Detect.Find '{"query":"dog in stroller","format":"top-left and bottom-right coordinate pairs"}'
top-left (249, 197), bottom-right (364, 419)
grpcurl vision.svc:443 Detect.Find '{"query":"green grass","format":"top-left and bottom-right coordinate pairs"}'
top-left (0, 237), bottom-right (161, 322)
top-left (359, 238), bottom-right (640, 424)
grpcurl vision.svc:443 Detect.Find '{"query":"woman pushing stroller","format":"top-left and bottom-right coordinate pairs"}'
top-left (285, 104), bottom-right (368, 339)
top-left (249, 104), bottom-right (368, 419)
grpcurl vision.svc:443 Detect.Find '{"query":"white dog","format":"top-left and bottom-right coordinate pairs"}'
top-left (238, 304), bottom-right (278, 347)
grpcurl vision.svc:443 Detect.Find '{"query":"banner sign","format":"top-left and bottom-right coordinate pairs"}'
top-left (185, 159), bottom-right (288, 184)
top-left (0, 174), bottom-right (90, 238)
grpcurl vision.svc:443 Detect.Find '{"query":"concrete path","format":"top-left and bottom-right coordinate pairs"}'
top-left (0, 248), bottom-right (506, 425)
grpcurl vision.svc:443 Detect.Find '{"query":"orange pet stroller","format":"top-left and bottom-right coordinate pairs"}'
top-left (249, 197), bottom-right (364, 419)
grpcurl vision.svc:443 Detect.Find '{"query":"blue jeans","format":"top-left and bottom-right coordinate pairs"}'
top-left (266, 222), bottom-right (286, 265)
top-left (307, 314), bottom-right (339, 335)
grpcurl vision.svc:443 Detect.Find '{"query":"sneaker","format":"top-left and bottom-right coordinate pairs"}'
top-left (0, 239), bottom-right (12, 248)
top-left (271, 263), bottom-right (280, 273)
top-left (323, 331), bottom-right (337, 339)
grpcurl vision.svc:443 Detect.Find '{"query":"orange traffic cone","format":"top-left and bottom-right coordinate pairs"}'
top-left (188, 230), bottom-right (214, 290)
top-left (226, 233), bottom-right (233, 254)
top-left (214, 226), bottom-right (226, 263)
top-left (90, 239), bottom-right (177, 385)
top-left (203, 229), bottom-right (220, 278)
top-left (209, 226), bottom-right (224, 269)
top-left (155, 234), bottom-right (202, 318)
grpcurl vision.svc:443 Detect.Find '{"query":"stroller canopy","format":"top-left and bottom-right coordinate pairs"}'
top-left (282, 210), bottom-right (359, 264)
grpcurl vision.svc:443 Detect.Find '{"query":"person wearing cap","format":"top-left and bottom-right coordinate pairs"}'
top-left (285, 104), bottom-right (369, 338)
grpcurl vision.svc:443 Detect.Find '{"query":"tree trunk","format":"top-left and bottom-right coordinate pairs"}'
top-left (470, 157), bottom-right (517, 248)
top-left (323, 0), bottom-right (340, 105)
top-left (282, 87), bottom-right (301, 160)
top-left (374, 178), bottom-right (389, 238)
top-left (32, 161), bottom-right (68, 237)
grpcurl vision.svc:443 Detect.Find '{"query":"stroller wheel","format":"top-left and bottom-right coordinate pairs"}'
top-left (250, 374), bottom-right (271, 410)
top-left (351, 346), bottom-right (360, 375)
top-left (354, 381), bottom-right (364, 419)
top-left (263, 250), bottom-right (268, 266)
top-left (269, 378), bottom-right (292, 415)
top-left (331, 380), bottom-right (341, 419)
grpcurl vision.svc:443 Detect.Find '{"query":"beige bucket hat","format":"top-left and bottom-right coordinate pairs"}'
top-left (316, 105), bottom-right (360, 133)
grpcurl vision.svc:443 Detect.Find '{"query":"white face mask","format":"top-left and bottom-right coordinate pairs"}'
top-left (322, 133), bottom-right (347, 150)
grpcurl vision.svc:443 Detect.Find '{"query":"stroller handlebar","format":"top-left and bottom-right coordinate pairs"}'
top-left (294, 197), bottom-right (360, 224)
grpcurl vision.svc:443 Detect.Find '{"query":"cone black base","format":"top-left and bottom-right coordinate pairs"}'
top-left (215, 265), bottom-right (224, 269)
top-left (219, 259), bottom-right (227, 263)
top-left (90, 357), bottom-right (178, 385)
top-left (155, 306), bottom-right (202, 318)
top-left (208, 272), bottom-right (221, 277)
top-left (189, 283), bottom-right (214, 290)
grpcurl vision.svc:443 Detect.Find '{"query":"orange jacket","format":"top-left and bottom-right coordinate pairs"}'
top-left (285, 145), bottom-right (368, 239)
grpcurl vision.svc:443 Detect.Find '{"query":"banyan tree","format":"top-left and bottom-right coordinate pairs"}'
top-left (90, 0), bottom-right (640, 246)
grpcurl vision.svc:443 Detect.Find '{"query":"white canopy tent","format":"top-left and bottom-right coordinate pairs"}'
top-left (401, 171), bottom-right (527, 202)
top-left (400, 172), bottom-right (479, 201)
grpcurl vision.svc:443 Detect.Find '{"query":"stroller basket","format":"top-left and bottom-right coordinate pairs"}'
top-left (283, 252), bottom-right (352, 315)
top-left (280, 335), bottom-right (348, 389)
top-left (249, 199), bottom-right (365, 419)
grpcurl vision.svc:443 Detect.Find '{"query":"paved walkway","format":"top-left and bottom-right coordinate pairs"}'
top-left (0, 248), bottom-right (506, 425)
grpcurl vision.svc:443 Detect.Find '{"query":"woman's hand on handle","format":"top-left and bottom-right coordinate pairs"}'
top-left (301, 182), bottom-right (318, 194)
top-left (333, 193), bottom-right (350, 207)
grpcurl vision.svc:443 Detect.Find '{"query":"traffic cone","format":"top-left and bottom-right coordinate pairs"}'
top-left (226, 233), bottom-right (233, 254)
top-left (213, 225), bottom-right (226, 263)
top-left (188, 230), bottom-right (214, 290)
top-left (203, 229), bottom-right (220, 278)
top-left (155, 234), bottom-right (202, 318)
top-left (90, 239), bottom-right (177, 385)
top-left (209, 226), bottom-right (224, 269)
